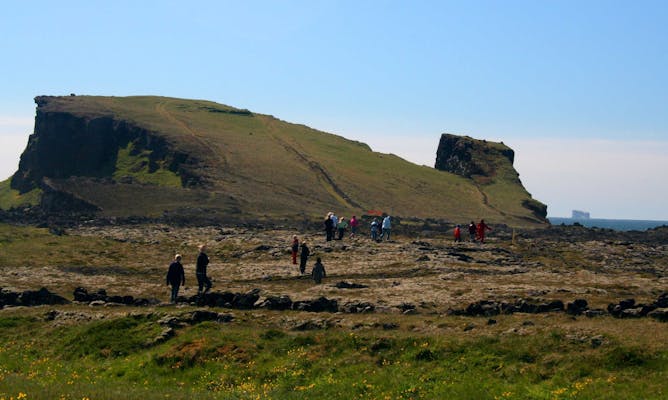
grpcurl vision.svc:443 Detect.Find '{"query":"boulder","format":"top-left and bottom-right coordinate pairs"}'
top-left (341, 301), bottom-right (375, 313)
top-left (334, 281), bottom-right (369, 289)
top-left (292, 297), bottom-right (338, 313)
top-left (259, 295), bottom-right (292, 310)
top-left (566, 299), bottom-right (589, 316)
top-left (190, 310), bottom-right (221, 323)
top-left (648, 308), bottom-right (668, 322)
top-left (18, 287), bottom-right (69, 306)
top-left (466, 300), bottom-right (500, 316)
top-left (232, 288), bottom-right (261, 309)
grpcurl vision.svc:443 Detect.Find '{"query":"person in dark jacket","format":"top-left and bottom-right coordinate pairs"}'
top-left (324, 212), bottom-right (334, 241)
top-left (196, 244), bottom-right (212, 295)
top-left (468, 221), bottom-right (477, 242)
top-left (311, 257), bottom-right (326, 284)
top-left (299, 241), bottom-right (310, 274)
top-left (166, 254), bottom-right (185, 303)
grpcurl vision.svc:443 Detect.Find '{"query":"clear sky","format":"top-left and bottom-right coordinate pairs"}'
top-left (1, 1), bottom-right (667, 219)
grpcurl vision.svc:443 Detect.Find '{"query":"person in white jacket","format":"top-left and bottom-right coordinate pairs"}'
top-left (381, 215), bottom-right (392, 241)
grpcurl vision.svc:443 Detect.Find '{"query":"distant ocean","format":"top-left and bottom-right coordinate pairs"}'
top-left (549, 217), bottom-right (668, 232)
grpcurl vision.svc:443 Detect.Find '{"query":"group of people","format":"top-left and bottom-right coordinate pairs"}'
top-left (292, 235), bottom-right (326, 283)
top-left (324, 212), bottom-right (392, 242)
top-left (370, 215), bottom-right (392, 241)
top-left (453, 219), bottom-right (492, 243)
top-left (166, 215), bottom-right (493, 302)
top-left (165, 244), bottom-right (213, 303)
top-left (324, 212), bottom-right (361, 241)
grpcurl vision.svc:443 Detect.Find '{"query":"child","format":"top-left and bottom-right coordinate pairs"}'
top-left (312, 257), bottom-right (326, 284)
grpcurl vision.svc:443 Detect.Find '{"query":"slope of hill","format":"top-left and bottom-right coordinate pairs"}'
top-left (2, 95), bottom-right (546, 226)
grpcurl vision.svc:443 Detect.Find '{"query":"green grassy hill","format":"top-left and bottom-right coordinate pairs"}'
top-left (3, 95), bottom-right (546, 226)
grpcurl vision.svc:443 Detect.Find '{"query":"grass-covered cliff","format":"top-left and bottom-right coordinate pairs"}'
top-left (2, 95), bottom-right (546, 226)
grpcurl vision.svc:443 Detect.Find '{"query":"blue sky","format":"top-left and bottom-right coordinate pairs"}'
top-left (1, 1), bottom-right (667, 219)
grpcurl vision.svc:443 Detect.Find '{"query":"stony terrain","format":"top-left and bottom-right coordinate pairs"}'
top-left (2, 223), bottom-right (666, 317)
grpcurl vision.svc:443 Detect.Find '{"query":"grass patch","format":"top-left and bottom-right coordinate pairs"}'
top-left (0, 312), bottom-right (667, 399)
top-left (113, 142), bottom-right (181, 187)
top-left (0, 178), bottom-right (42, 210)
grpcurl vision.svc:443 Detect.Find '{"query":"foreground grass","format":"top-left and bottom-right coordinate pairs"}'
top-left (0, 308), bottom-right (666, 400)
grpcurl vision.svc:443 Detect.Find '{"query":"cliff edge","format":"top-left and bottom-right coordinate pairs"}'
top-left (1, 95), bottom-right (547, 226)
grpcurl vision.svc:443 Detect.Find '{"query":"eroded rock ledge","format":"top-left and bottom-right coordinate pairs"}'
top-left (2, 286), bottom-right (666, 323)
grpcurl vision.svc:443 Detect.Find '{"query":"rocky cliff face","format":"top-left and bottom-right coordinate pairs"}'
top-left (435, 133), bottom-right (515, 179)
top-left (435, 133), bottom-right (547, 220)
top-left (11, 96), bottom-right (201, 194)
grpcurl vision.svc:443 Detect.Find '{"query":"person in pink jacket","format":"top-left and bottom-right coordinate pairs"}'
top-left (349, 215), bottom-right (359, 238)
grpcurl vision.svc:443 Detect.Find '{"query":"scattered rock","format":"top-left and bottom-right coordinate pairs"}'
top-left (648, 308), bottom-right (668, 322)
top-left (292, 297), bottom-right (338, 313)
top-left (591, 335), bottom-right (605, 348)
top-left (566, 299), bottom-right (589, 316)
top-left (334, 281), bottom-right (369, 289)
top-left (584, 309), bottom-right (606, 318)
top-left (341, 302), bottom-right (375, 313)
top-left (292, 319), bottom-right (333, 331)
top-left (258, 295), bottom-right (293, 310)
top-left (382, 323), bottom-right (399, 330)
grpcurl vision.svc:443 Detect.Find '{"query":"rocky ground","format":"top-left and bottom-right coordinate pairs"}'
top-left (2, 223), bottom-right (666, 318)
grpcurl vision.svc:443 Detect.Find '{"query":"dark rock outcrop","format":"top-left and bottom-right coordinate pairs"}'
top-left (334, 281), bottom-right (369, 289)
top-left (434, 133), bottom-right (547, 220)
top-left (11, 96), bottom-right (202, 213)
top-left (452, 298), bottom-right (565, 317)
top-left (435, 134), bottom-right (513, 179)
top-left (292, 297), bottom-right (338, 313)
top-left (341, 301), bottom-right (375, 313)
top-left (258, 295), bottom-right (293, 310)
top-left (72, 287), bottom-right (155, 306)
top-left (1, 287), bottom-right (69, 308)
top-left (566, 299), bottom-right (589, 316)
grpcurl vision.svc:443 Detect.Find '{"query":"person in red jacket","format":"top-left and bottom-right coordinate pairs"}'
top-left (291, 235), bottom-right (299, 264)
top-left (477, 219), bottom-right (492, 243)
top-left (454, 224), bottom-right (462, 242)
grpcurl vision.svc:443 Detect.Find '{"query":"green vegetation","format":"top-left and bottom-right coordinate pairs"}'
top-left (0, 310), bottom-right (666, 399)
top-left (0, 179), bottom-right (41, 210)
top-left (113, 143), bottom-right (182, 187)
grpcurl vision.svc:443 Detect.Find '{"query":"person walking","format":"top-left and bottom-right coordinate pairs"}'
top-left (454, 224), bottom-right (462, 242)
top-left (477, 219), bottom-right (492, 243)
top-left (468, 221), bottom-right (477, 242)
top-left (166, 254), bottom-right (185, 303)
top-left (324, 213), bottom-right (334, 241)
top-left (299, 241), bottom-right (310, 275)
top-left (370, 218), bottom-right (379, 241)
top-left (349, 215), bottom-right (359, 238)
top-left (336, 217), bottom-right (348, 240)
top-left (331, 213), bottom-right (339, 228)
top-left (311, 257), bottom-right (326, 284)
top-left (196, 244), bottom-right (212, 295)
top-left (291, 235), bottom-right (299, 264)
top-left (381, 215), bottom-right (392, 241)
